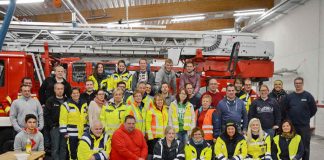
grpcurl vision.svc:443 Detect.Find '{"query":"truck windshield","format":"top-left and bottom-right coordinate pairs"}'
top-left (0, 60), bottom-right (4, 86)
top-left (72, 63), bottom-right (86, 82)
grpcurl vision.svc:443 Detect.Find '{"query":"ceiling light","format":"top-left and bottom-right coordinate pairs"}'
top-left (0, 0), bottom-right (44, 5)
top-left (173, 14), bottom-right (205, 19)
top-left (171, 16), bottom-right (205, 22)
top-left (233, 9), bottom-right (265, 17)
top-left (213, 28), bottom-right (236, 33)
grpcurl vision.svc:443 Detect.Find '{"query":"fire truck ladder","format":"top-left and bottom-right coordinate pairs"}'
top-left (1, 21), bottom-right (274, 61)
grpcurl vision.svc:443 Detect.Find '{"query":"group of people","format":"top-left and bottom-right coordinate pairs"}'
top-left (8, 58), bottom-right (317, 160)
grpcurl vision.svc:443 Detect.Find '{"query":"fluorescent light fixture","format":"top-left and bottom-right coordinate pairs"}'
top-left (233, 9), bottom-right (265, 17)
top-left (171, 16), bottom-right (205, 22)
top-left (213, 28), bottom-right (236, 33)
top-left (0, 0), bottom-right (44, 5)
top-left (173, 14), bottom-right (205, 19)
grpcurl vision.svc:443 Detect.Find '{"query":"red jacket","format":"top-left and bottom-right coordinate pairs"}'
top-left (110, 124), bottom-right (148, 160)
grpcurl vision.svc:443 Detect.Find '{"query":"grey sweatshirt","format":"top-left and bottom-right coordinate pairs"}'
top-left (154, 65), bottom-right (177, 93)
top-left (10, 97), bottom-right (44, 132)
top-left (14, 129), bottom-right (44, 151)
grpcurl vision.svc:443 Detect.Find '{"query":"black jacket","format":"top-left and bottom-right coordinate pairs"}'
top-left (39, 77), bottom-right (72, 105)
top-left (80, 92), bottom-right (96, 105)
top-left (249, 97), bottom-right (281, 129)
top-left (153, 138), bottom-right (185, 160)
top-left (44, 96), bottom-right (67, 128)
top-left (282, 91), bottom-right (317, 127)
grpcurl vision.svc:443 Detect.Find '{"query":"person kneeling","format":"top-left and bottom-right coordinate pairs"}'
top-left (14, 114), bottom-right (44, 152)
top-left (153, 126), bottom-right (185, 160)
top-left (77, 121), bottom-right (111, 160)
top-left (215, 122), bottom-right (247, 160)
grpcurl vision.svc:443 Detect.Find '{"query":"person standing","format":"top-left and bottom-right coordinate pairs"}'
top-left (146, 94), bottom-right (169, 157)
top-left (10, 85), bottom-right (44, 133)
top-left (249, 84), bottom-right (281, 138)
top-left (201, 78), bottom-right (223, 109)
top-left (59, 87), bottom-right (88, 160)
top-left (234, 78), bottom-right (244, 97)
top-left (217, 84), bottom-right (248, 133)
top-left (154, 59), bottom-right (177, 94)
top-left (179, 61), bottom-right (201, 98)
top-left (131, 58), bottom-right (155, 91)
top-left (14, 114), bottom-right (44, 152)
top-left (107, 60), bottom-right (133, 92)
top-left (126, 90), bottom-right (146, 134)
top-left (44, 83), bottom-right (67, 160)
top-left (239, 78), bottom-right (258, 113)
top-left (88, 89), bottom-right (108, 128)
top-left (100, 88), bottom-right (127, 135)
top-left (185, 83), bottom-right (201, 110)
top-left (110, 115), bottom-right (148, 160)
top-left (269, 79), bottom-right (287, 103)
top-left (88, 63), bottom-right (108, 91)
top-left (39, 65), bottom-right (71, 105)
top-left (168, 88), bottom-right (195, 143)
top-left (160, 83), bottom-right (175, 106)
top-left (80, 80), bottom-right (96, 105)
top-left (282, 77), bottom-right (317, 160)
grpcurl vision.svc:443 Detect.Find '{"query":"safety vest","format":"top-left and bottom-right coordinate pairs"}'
top-left (88, 75), bottom-right (107, 91)
top-left (215, 136), bottom-right (247, 160)
top-left (78, 132), bottom-right (111, 160)
top-left (246, 133), bottom-right (271, 160)
top-left (169, 101), bottom-right (194, 133)
top-left (184, 141), bottom-right (212, 160)
top-left (126, 101), bottom-right (146, 134)
top-left (195, 109), bottom-right (216, 140)
top-left (59, 101), bottom-right (88, 138)
top-left (239, 90), bottom-right (257, 112)
top-left (273, 134), bottom-right (302, 160)
top-left (107, 71), bottom-right (132, 92)
top-left (146, 104), bottom-right (168, 140)
top-left (100, 102), bottom-right (127, 135)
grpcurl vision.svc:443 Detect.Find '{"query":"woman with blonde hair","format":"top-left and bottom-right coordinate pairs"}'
top-left (245, 118), bottom-right (271, 160)
top-left (153, 126), bottom-right (185, 160)
top-left (146, 93), bottom-right (169, 156)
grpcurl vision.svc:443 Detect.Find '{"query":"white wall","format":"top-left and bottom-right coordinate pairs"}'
top-left (256, 0), bottom-right (324, 136)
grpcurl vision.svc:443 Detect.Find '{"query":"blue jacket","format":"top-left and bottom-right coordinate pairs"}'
top-left (217, 97), bottom-right (248, 131)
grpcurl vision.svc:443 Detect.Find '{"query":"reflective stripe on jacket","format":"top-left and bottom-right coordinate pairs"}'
top-left (246, 133), bottom-right (271, 159)
top-left (195, 109), bottom-right (216, 140)
top-left (107, 71), bottom-right (132, 92)
top-left (273, 134), bottom-right (302, 160)
top-left (126, 101), bottom-right (146, 134)
top-left (100, 102), bottom-right (127, 135)
top-left (59, 101), bottom-right (88, 138)
top-left (184, 141), bottom-right (212, 160)
top-left (77, 132), bottom-right (111, 160)
top-left (169, 101), bottom-right (195, 133)
top-left (146, 105), bottom-right (168, 140)
top-left (215, 136), bottom-right (247, 160)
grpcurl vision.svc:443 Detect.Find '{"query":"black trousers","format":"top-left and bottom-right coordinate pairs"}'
top-left (68, 136), bottom-right (79, 160)
top-left (295, 126), bottom-right (311, 160)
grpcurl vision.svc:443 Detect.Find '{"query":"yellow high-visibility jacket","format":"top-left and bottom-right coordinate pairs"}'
top-left (215, 135), bottom-right (247, 160)
top-left (184, 140), bottom-right (212, 160)
top-left (106, 71), bottom-right (132, 92)
top-left (168, 101), bottom-right (195, 134)
top-left (100, 102), bottom-right (127, 135)
top-left (146, 105), bottom-right (168, 140)
top-left (273, 134), bottom-right (302, 160)
top-left (88, 74), bottom-right (109, 91)
top-left (77, 131), bottom-right (111, 160)
top-left (59, 100), bottom-right (88, 138)
top-left (246, 133), bottom-right (271, 159)
top-left (126, 101), bottom-right (147, 134)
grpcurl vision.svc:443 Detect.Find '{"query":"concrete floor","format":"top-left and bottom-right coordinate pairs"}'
top-left (310, 135), bottom-right (324, 160)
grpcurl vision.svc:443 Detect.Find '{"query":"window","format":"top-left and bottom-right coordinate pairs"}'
top-left (0, 60), bottom-right (4, 87)
top-left (72, 63), bottom-right (86, 82)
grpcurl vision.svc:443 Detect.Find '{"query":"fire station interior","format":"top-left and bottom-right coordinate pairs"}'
top-left (0, 0), bottom-right (324, 159)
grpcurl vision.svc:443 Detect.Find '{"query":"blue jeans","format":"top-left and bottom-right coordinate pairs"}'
top-left (264, 128), bottom-right (275, 139)
top-left (177, 131), bottom-right (189, 144)
top-left (50, 127), bottom-right (67, 160)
